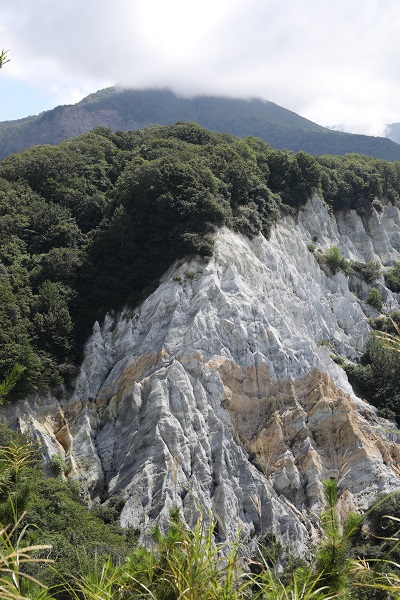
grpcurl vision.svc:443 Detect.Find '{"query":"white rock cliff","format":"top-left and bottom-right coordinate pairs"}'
top-left (3, 195), bottom-right (400, 554)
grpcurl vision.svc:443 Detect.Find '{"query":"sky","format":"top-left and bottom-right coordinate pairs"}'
top-left (0, 0), bottom-right (400, 135)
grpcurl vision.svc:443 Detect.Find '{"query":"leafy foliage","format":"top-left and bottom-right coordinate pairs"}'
top-left (384, 262), bottom-right (400, 293)
top-left (366, 288), bottom-right (383, 311)
top-left (0, 425), bottom-right (134, 597)
top-left (349, 493), bottom-right (400, 600)
top-left (315, 479), bottom-right (362, 594)
top-left (344, 329), bottom-right (400, 421)
top-left (0, 49), bottom-right (9, 70)
top-left (351, 261), bottom-right (381, 285)
top-left (0, 366), bottom-right (25, 406)
top-left (318, 246), bottom-right (350, 275)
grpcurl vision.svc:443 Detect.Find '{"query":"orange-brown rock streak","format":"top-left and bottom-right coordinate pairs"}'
top-left (210, 358), bottom-right (400, 513)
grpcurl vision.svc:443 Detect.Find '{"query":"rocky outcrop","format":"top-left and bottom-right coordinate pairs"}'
top-left (3, 195), bottom-right (400, 554)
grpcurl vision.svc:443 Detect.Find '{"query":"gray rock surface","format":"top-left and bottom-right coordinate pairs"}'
top-left (3, 195), bottom-right (400, 555)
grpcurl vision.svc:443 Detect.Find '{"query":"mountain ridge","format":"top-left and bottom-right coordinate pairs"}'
top-left (2, 87), bottom-right (400, 161)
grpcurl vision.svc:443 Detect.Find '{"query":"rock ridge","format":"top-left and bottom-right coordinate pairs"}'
top-left (2, 195), bottom-right (400, 555)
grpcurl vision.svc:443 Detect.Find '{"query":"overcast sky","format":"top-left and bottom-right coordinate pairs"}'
top-left (1, 0), bottom-right (399, 135)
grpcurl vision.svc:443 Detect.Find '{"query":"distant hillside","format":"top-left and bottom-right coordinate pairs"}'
top-left (385, 122), bottom-right (400, 145)
top-left (1, 87), bottom-right (400, 161)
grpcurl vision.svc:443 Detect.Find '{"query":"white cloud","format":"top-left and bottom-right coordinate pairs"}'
top-left (1, 0), bottom-right (400, 132)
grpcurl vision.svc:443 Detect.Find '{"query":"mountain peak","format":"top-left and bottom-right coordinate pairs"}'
top-left (1, 87), bottom-right (400, 161)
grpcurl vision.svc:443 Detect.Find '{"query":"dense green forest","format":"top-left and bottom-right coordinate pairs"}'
top-left (1, 122), bottom-right (400, 400)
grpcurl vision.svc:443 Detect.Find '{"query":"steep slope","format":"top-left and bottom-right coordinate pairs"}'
top-left (3, 195), bottom-right (400, 555)
top-left (2, 88), bottom-right (400, 161)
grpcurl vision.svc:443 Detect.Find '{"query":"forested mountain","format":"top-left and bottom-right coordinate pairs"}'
top-left (2, 87), bottom-right (400, 160)
top-left (2, 123), bottom-right (400, 597)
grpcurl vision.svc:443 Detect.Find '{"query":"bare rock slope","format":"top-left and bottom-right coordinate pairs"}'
top-left (4, 195), bottom-right (400, 554)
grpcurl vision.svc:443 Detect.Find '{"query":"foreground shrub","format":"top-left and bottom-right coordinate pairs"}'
top-left (344, 329), bottom-right (400, 421)
top-left (351, 261), bottom-right (381, 284)
top-left (319, 246), bottom-right (351, 275)
top-left (121, 510), bottom-right (251, 600)
top-left (384, 262), bottom-right (400, 293)
top-left (366, 288), bottom-right (383, 311)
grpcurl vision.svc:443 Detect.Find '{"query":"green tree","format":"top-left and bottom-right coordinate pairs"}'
top-left (345, 330), bottom-right (400, 421)
top-left (32, 281), bottom-right (73, 361)
top-left (0, 364), bottom-right (25, 405)
top-left (315, 479), bottom-right (362, 594)
top-left (321, 246), bottom-right (344, 274)
top-left (0, 440), bottom-right (35, 526)
top-left (351, 261), bottom-right (381, 284)
top-left (295, 150), bottom-right (322, 195)
top-left (384, 262), bottom-right (400, 293)
top-left (366, 288), bottom-right (383, 311)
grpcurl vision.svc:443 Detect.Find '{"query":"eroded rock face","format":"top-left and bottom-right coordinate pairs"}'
top-left (3, 196), bottom-right (400, 555)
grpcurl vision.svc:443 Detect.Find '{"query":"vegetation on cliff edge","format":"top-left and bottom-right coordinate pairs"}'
top-left (0, 123), bottom-right (399, 400)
